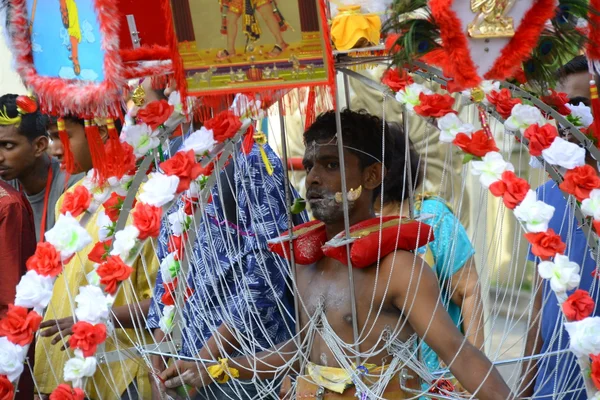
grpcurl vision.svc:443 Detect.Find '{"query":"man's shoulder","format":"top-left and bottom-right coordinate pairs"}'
top-left (0, 181), bottom-right (27, 209)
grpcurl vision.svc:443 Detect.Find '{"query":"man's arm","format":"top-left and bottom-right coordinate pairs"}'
top-left (387, 251), bottom-right (512, 400)
top-left (449, 257), bottom-right (485, 350)
top-left (518, 264), bottom-right (544, 398)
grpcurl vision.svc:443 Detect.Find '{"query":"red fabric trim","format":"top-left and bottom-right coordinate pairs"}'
top-left (120, 46), bottom-right (172, 62)
top-left (428, 0), bottom-right (481, 89)
top-left (318, 0), bottom-right (337, 107)
top-left (588, 0), bottom-right (600, 60)
top-left (8, 0), bottom-right (124, 115)
top-left (484, 0), bottom-right (557, 81)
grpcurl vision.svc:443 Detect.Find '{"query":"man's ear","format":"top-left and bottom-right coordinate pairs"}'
top-left (33, 135), bottom-right (49, 157)
top-left (98, 125), bottom-right (109, 142)
top-left (363, 163), bottom-right (384, 191)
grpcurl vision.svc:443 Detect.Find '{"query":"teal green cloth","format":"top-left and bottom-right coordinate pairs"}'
top-left (415, 198), bottom-right (475, 374)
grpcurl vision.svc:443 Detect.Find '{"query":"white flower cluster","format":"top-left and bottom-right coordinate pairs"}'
top-left (395, 83), bottom-right (432, 112)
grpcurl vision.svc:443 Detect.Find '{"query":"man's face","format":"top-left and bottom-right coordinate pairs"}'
top-left (303, 141), bottom-right (365, 224)
top-left (558, 71), bottom-right (591, 104)
top-left (0, 124), bottom-right (46, 181)
top-left (47, 119), bottom-right (92, 174)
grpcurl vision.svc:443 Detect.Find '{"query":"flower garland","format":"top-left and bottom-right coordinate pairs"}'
top-left (384, 67), bottom-right (600, 397)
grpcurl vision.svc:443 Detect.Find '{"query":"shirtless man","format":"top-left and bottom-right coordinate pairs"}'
top-left (160, 109), bottom-right (512, 399)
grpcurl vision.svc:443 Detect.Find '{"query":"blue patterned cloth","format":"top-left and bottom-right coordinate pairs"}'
top-left (415, 198), bottom-right (475, 373)
top-left (147, 142), bottom-right (307, 358)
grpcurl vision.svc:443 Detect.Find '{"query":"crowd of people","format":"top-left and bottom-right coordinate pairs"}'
top-left (0, 54), bottom-right (596, 399)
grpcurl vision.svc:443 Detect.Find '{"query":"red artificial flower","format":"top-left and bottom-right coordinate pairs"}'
top-left (384, 33), bottom-right (401, 53)
top-left (96, 256), bottom-right (133, 295)
top-left (414, 93), bottom-right (457, 118)
top-left (594, 220), bottom-right (600, 237)
top-left (183, 196), bottom-right (199, 216)
top-left (523, 124), bottom-right (558, 156)
top-left (103, 193), bottom-right (125, 223)
top-left (159, 150), bottom-right (204, 193)
top-left (49, 384), bottom-right (85, 400)
top-left (69, 321), bottom-right (107, 357)
top-left (204, 110), bottom-right (242, 143)
top-left (137, 99), bottom-right (174, 130)
top-left (0, 305), bottom-right (42, 346)
top-left (524, 229), bottom-right (566, 260)
top-left (88, 240), bottom-right (113, 264)
top-left (168, 234), bottom-right (186, 260)
top-left (60, 186), bottom-right (91, 217)
top-left (104, 140), bottom-right (137, 180)
top-left (0, 375), bottom-right (13, 400)
top-left (26, 242), bottom-right (62, 277)
top-left (562, 289), bottom-right (595, 321)
top-left (486, 89), bottom-right (522, 119)
top-left (489, 171), bottom-right (530, 209)
top-left (559, 165), bottom-right (600, 202)
top-left (592, 354), bottom-right (600, 391)
top-left (132, 203), bottom-right (163, 240)
top-left (161, 278), bottom-right (193, 306)
top-left (541, 89), bottom-right (571, 116)
top-left (453, 130), bottom-right (499, 158)
top-left (381, 67), bottom-right (414, 93)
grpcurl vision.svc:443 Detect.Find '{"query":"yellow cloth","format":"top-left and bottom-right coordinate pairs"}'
top-left (330, 5), bottom-right (381, 51)
top-left (206, 358), bottom-right (240, 384)
top-left (306, 362), bottom-right (382, 394)
top-left (34, 178), bottom-right (158, 399)
top-left (66, 0), bottom-right (81, 42)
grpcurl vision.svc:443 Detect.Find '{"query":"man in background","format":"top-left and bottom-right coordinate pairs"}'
top-left (0, 94), bottom-right (81, 241)
top-left (520, 55), bottom-right (599, 400)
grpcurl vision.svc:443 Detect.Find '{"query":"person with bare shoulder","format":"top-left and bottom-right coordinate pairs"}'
top-left (160, 109), bottom-right (512, 400)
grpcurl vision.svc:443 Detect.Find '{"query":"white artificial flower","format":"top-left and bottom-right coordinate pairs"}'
top-left (96, 210), bottom-right (115, 242)
top-left (86, 267), bottom-right (100, 287)
top-left (566, 102), bottom-right (594, 128)
top-left (513, 190), bottom-right (555, 233)
top-left (541, 137), bottom-right (586, 170)
top-left (188, 176), bottom-right (209, 198)
top-left (582, 189), bottom-right (600, 220)
top-left (529, 156), bottom-right (543, 169)
top-left (481, 80), bottom-right (501, 94)
top-left (564, 317), bottom-right (600, 358)
top-left (45, 213), bottom-right (93, 260)
top-left (74, 285), bottom-right (114, 324)
top-left (470, 152), bottom-right (514, 188)
top-left (64, 349), bottom-right (97, 388)
top-left (538, 254), bottom-right (580, 297)
top-left (159, 305), bottom-right (176, 334)
top-left (395, 83), bottom-right (432, 111)
top-left (81, 171), bottom-right (111, 209)
top-left (108, 174), bottom-right (134, 197)
top-left (15, 270), bottom-right (54, 312)
top-left (139, 173), bottom-right (180, 207)
top-left (504, 104), bottom-right (546, 133)
top-left (122, 123), bottom-right (159, 158)
top-left (168, 208), bottom-right (192, 236)
top-left (160, 252), bottom-right (181, 284)
top-left (168, 91), bottom-right (183, 113)
top-left (437, 113), bottom-right (475, 143)
top-left (183, 127), bottom-right (217, 156)
top-left (110, 225), bottom-right (140, 261)
top-left (0, 337), bottom-right (25, 382)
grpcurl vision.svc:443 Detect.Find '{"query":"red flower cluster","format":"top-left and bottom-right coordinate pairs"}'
top-left (562, 289), bottom-right (595, 321)
top-left (49, 384), bottom-right (85, 400)
top-left (69, 321), bottom-right (107, 357)
top-left (0, 305), bottom-right (42, 346)
top-left (453, 130), bottom-right (499, 158)
top-left (137, 99), bottom-right (174, 130)
top-left (489, 171), bottom-right (530, 209)
top-left (486, 89), bottom-right (522, 119)
top-left (168, 234), bottom-right (186, 260)
top-left (414, 93), bottom-right (457, 118)
top-left (0, 375), bottom-right (13, 400)
top-left (161, 278), bottom-right (194, 306)
top-left (27, 242), bottom-right (62, 277)
top-left (524, 229), bottom-right (566, 260)
top-left (160, 150), bottom-right (204, 193)
top-left (381, 67), bottom-right (414, 93)
top-left (60, 186), bottom-right (91, 217)
top-left (96, 255), bottom-right (133, 295)
top-left (103, 193), bottom-right (127, 223)
top-left (541, 90), bottom-right (571, 116)
top-left (559, 165), bottom-right (600, 202)
top-left (592, 354), bottom-right (600, 391)
top-left (132, 203), bottom-right (162, 240)
top-left (204, 110), bottom-right (242, 143)
top-left (88, 240), bottom-right (113, 264)
top-left (523, 124), bottom-right (557, 156)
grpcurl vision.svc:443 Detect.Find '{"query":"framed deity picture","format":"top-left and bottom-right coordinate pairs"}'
top-left (8, 0), bottom-right (124, 114)
top-left (170, 0), bottom-right (334, 96)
